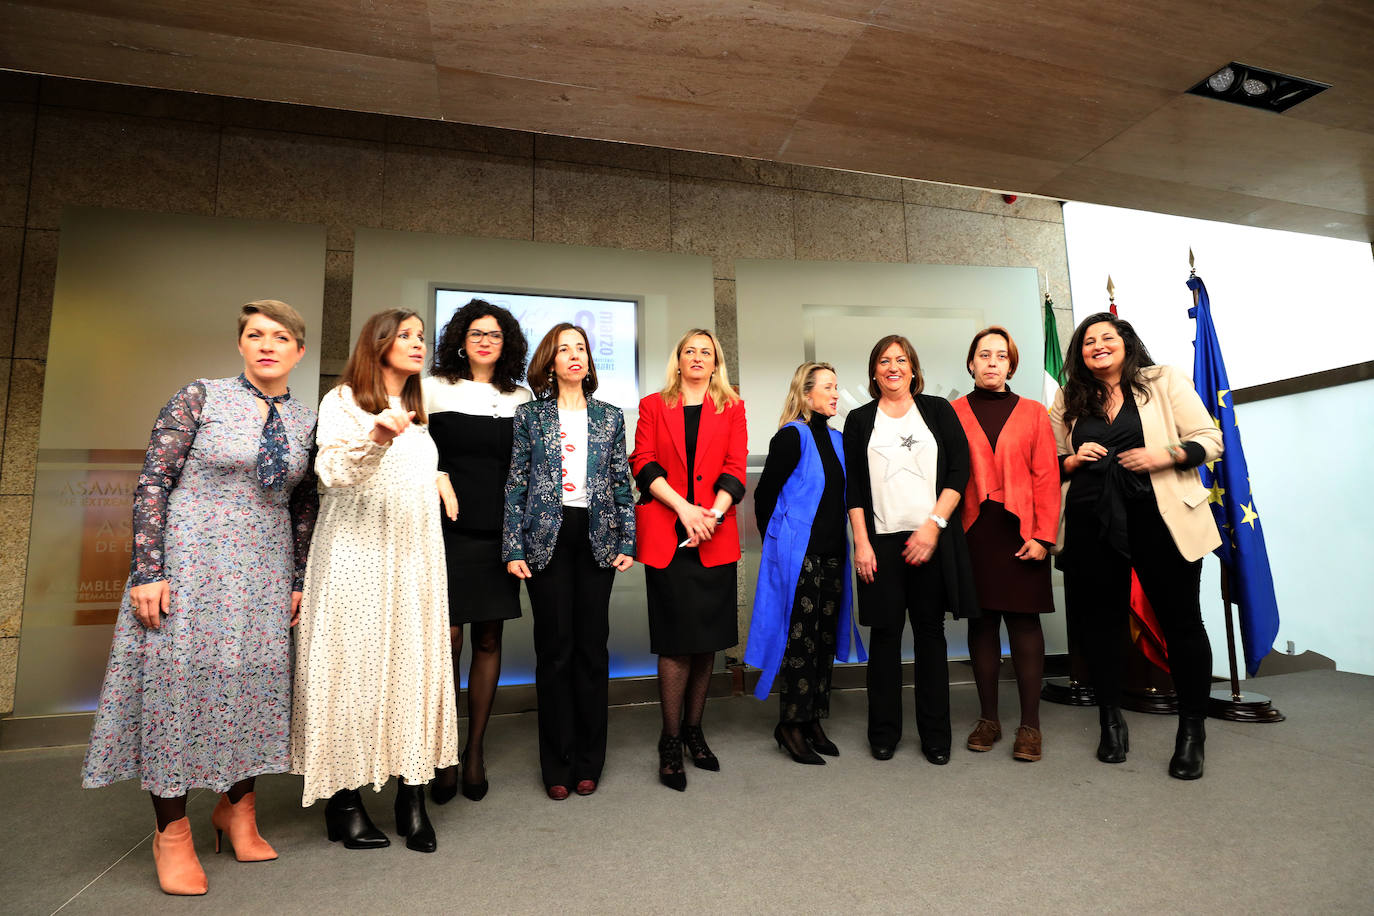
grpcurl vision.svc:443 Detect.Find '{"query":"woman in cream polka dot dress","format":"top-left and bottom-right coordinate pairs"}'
top-left (292, 309), bottom-right (458, 854)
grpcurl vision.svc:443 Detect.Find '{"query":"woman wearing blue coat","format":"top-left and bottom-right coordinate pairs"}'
top-left (746, 363), bottom-right (864, 764)
top-left (503, 323), bottom-right (636, 799)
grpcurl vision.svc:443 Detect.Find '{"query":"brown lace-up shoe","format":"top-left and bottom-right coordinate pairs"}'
top-left (1012, 725), bottom-right (1043, 762)
top-left (966, 718), bottom-right (1002, 752)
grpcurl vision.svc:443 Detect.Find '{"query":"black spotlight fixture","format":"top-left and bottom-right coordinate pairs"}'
top-left (1188, 62), bottom-right (1329, 113)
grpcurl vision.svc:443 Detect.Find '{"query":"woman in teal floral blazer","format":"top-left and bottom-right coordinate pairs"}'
top-left (502, 323), bottom-right (635, 799)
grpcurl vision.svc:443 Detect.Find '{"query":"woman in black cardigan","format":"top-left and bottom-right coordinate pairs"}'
top-left (844, 334), bottom-right (978, 765)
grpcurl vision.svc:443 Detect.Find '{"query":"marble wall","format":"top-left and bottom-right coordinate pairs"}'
top-left (0, 72), bottom-right (1074, 713)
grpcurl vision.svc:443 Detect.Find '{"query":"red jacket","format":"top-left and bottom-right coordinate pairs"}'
top-left (952, 394), bottom-right (1060, 545)
top-left (630, 392), bottom-right (748, 569)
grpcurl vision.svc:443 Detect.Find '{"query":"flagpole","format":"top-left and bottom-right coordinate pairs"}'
top-left (1188, 265), bottom-right (1285, 723)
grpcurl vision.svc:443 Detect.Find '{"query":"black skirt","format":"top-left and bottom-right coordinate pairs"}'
top-left (645, 547), bottom-right (738, 655)
top-left (443, 527), bottom-right (522, 625)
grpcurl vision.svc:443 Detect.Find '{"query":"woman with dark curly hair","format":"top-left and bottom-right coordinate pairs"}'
top-left (422, 299), bottom-right (532, 803)
top-left (1051, 312), bottom-right (1222, 778)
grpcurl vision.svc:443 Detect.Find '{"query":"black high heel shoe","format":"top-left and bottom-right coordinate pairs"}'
top-left (657, 732), bottom-right (687, 791)
top-left (461, 746), bottom-right (490, 801)
top-left (394, 783), bottom-right (436, 853)
top-left (430, 764), bottom-right (459, 805)
top-left (774, 723), bottom-right (825, 765)
top-left (324, 789), bottom-right (389, 849)
top-left (1097, 706), bottom-right (1130, 764)
top-left (681, 723), bottom-right (720, 771)
top-left (806, 720), bottom-right (839, 757)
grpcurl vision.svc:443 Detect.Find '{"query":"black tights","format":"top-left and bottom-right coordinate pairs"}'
top-left (966, 612), bottom-right (1045, 729)
top-left (657, 652), bottom-right (714, 736)
top-left (151, 778), bottom-right (253, 831)
top-left (451, 619), bottom-right (504, 782)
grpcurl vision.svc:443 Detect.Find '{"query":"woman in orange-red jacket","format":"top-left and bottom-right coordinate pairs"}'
top-left (952, 326), bottom-right (1060, 763)
top-left (630, 328), bottom-right (747, 791)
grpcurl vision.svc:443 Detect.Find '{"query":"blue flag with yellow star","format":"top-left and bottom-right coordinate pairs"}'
top-left (1188, 275), bottom-right (1280, 675)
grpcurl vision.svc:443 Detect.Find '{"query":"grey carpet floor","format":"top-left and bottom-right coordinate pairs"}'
top-left (1, 669), bottom-right (1370, 915)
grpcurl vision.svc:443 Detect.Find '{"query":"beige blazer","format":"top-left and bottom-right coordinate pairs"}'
top-left (1050, 364), bottom-right (1224, 562)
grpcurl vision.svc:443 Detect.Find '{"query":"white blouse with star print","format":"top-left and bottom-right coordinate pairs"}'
top-left (868, 404), bottom-right (939, 535)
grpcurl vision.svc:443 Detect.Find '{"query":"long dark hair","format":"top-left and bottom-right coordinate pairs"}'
top-left (1061, 312), bottom-right (1154, 423)
top-left (527, 323), bottom-right (598, 399)
top-left (431, 298), bottom-right (528, 393)
top-left (339, 308), bottom-right (426, 422)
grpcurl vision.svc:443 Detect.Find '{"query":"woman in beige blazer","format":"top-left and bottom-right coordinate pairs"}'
top-left (1051, 312), bottom-right (1223, 780)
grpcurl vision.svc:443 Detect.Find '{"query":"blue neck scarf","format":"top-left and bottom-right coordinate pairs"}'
top-left (238, 374), bottom-right (292, 489)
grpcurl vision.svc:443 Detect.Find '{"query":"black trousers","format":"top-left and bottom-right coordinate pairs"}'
top-left (863, 533), bottom-right (951, 751)
top-left (525, 508), bottom-right (616, 788)
top-left (779, 555), bottom-right (843, 724)
top-left (1064, 500), bottom-right (1214, 719)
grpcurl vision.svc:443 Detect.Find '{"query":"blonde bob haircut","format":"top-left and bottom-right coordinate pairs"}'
top-left (777, 362), bottom-right (836, 428)
top-left (659, 328), bottom-right (741, 413)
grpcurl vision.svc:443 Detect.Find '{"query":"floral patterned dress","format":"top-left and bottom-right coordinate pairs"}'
top-left (81, 377), bottom-right (319, 797)
top-left (291, 386), bottom-right (458, 804)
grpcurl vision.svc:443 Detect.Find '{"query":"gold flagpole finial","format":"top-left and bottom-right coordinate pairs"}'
top-left (1106, 275), bottom-right (1115, 303)
top-left (1189, 247), bottom-right (1197, 278)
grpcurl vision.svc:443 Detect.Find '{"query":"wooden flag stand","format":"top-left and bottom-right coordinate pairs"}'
top-left (1207, 567), bottom-right (1285, 722)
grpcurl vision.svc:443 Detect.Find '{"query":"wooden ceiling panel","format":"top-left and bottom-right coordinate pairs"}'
top-left (1038, 164), bottom-right (1372, 242)
top-left (1078, 95), bottom-right (1374, 216)
top-left (783, 117), bottom-right (1067, 193)
top-left (428, 0), bottom-right (864, 119)
top-left (867, 0), bottom-right (1319, 92)
top-left (435, 66), bottom-right (794, 161)
top-left (1243, 0), bottom-right (1374, 133)
top-left (801, 25), bottom-right (1178, 164)
top-left (27, 0), bottom-right (437, 62)
top-left (0, 2), bottom-right (443, 118)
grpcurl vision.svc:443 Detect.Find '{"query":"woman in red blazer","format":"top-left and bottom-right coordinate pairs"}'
top-left (952, 327), bottom-right (1060, 763)
top-left (630, 328), bottom-right (747, 791)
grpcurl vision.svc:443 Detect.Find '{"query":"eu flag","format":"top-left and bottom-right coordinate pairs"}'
top-left (1188, 275), bottom-right (1280, 675)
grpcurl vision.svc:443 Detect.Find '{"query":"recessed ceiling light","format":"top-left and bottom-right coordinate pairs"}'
top-left (1188, 62), bottom-right (1328, 113)
top-left (1206, 67), bottom-right (1236, 92)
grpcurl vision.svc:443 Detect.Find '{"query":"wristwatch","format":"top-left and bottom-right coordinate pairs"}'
top-left (927, 513), bottom-right (948, 530)
top-left (710, 508), bottom-right (724, 522)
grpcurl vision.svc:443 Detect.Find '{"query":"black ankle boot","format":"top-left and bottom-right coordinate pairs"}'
top-left (394, 783), bottom-right (437, 853)
top-left (1168, 715), bottom-right (1206, 780)
top-left (324, 789), bottom-right (390, 849)
top-left (657, 732), bottom-right (686, 791)
top-left (1097, 706), bottom-right (1129, 763)
top-left (430, 764), bottom-right (458, 805)
top-left (681, 723), bottom-right (720, 771)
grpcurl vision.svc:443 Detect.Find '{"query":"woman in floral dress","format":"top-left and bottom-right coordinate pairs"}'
top-left (82, 301), bottom-right (318, 897)
top-left (292, 309), bottom-right (458, 854)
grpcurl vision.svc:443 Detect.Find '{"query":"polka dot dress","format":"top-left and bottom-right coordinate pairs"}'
top-left (291, 386), bottom-right (458, 804)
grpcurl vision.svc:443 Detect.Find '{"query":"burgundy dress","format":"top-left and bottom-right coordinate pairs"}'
top-left (962, 388), bottom-right (1054, 614)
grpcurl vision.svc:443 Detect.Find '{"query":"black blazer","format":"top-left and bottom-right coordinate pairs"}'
top-left (842, 395), bottom-right (980, 622)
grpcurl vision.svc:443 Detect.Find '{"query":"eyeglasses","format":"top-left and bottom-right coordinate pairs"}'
top-left (466, 330), bottom-right (504, 343)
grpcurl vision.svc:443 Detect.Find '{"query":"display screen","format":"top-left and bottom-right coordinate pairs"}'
top-left (434, 289), bottom-right (640, 410)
